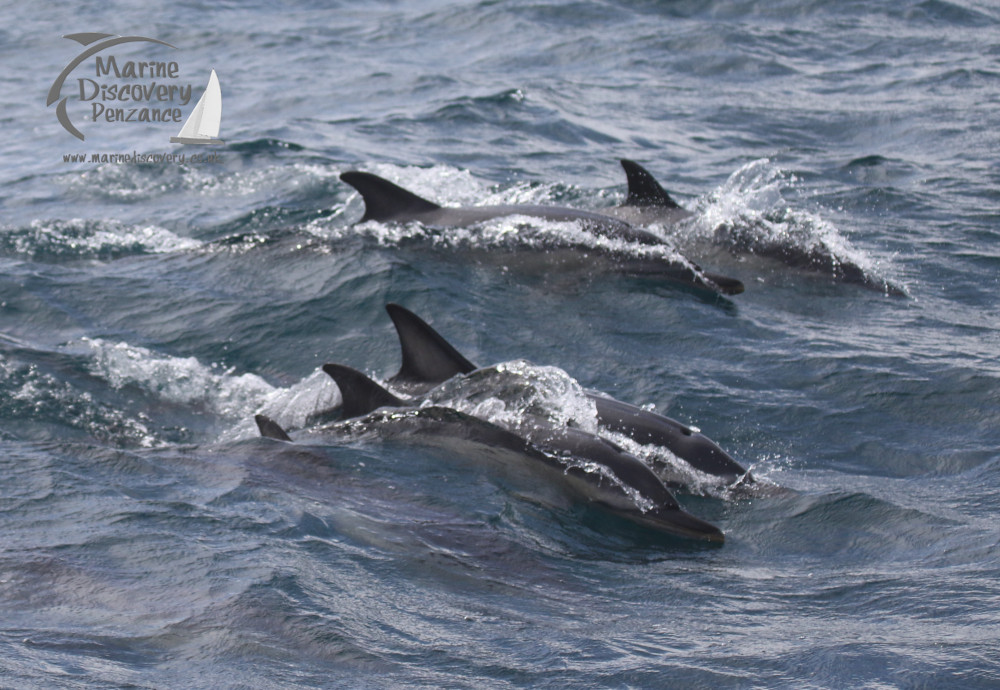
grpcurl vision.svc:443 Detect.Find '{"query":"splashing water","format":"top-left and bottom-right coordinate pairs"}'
top-left (84, 338), bottom-right (274, 417)
top-left (0, 355), bottom-right (157, 446)
top-left (694, 160), bottom-right (858, 257)
top-left (687, 160), bottom-right (902, 293)
top-left (423, 360), bottom-right (600, 437)
top-left (238, 368), bottom-right (342, 441)
top-left (79, 338), bottom-right (342, 444)
top-left (0, 219), bottom-right (202, 261)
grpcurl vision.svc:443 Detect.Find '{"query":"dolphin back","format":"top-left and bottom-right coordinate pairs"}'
top-left (340, 171), bottom-right (442, 223)
top-left (620, 159), bottom-right (683, 209)
top-left (592, 396), bottom-right (749, 482)
top-left (255, 414), bottom-right (293, 441)
top-left (322, 363), bottom-right (406, 419)
top-left (386, 303), bottom-right (477, 387)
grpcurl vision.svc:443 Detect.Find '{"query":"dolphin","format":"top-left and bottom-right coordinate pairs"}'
top-left (256, 363), bottom-right (725, 543)
top-left (602, 159), bottom-right (906, 296)
top-left (383, 303), bottom-right (751, 487)
top-left (339, 170), bottom-right (744, 296)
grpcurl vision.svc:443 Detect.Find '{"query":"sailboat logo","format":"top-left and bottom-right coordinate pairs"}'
top-left (171, 69), bottom-right (224, 145)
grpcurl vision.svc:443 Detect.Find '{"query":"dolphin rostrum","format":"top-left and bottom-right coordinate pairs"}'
top-left (383, 303), bottom-right (751, 487)
top-left (256, 362), bottom-right (725, 543)
top-left (339, 170), bottom-right (744, 296)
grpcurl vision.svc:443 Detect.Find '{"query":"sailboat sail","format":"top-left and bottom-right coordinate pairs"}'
top-left (171, 70), bottom-right (224, 145)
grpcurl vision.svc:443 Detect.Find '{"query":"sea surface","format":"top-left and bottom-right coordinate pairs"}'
top-left (2, 1), bottom-right (999, 687)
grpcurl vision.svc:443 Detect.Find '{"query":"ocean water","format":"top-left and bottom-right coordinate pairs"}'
top-left (2, 1), bottom-right (1000, 687)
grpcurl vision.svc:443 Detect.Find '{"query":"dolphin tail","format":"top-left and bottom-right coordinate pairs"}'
top-left (322, 363), bottom-right (406, 419)
top-left (385, 303), bottom-right (477, 386)
top-left (255, 414), bottom-right (293, 441)
top-left (620, 159), bottom-right (683, 209)
top-left (340, 171), bottom-right (442, 223)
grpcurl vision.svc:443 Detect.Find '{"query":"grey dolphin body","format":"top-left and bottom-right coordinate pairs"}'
top-left (384, 303), bottom-right (751, 486)
top-left (256, 363), bottom-right (725, 543)
top-left (339, 171), bottom-right (744, 296)
top-left (603, 160), bottom-right (906, 296)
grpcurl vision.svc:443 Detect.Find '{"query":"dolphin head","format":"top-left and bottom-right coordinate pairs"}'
top-left (624, 504), bottom-right (726, 543)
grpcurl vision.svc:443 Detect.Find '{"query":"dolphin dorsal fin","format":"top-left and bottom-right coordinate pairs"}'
top-left (385, 303), bottom-right (477, 385)
top-left (620, 159), bottom-right (682, 209)
top-left (322, 363), bottom-right (405, 419)
top-left (340, 171), bottom-right (441, 223)
top-left (255, 414), bottom-right (292, 441)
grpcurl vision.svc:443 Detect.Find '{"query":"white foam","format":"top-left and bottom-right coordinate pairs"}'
top-left (238, 368), bottom-right (342, 440)
top-left (424, 360), bottom-right (600, 436)
top-left (14, 219), bottom-right (202, 257)
top-left (2, 356), bottom-right (157, 447)
top-left (83, 339), bottom-right (274, 418)
top-left (79, 338), bottom-right (342, 444)
top-left (197, 162), bottom-right (341, 198)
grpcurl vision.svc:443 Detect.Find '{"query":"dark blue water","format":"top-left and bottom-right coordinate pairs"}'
top-left (3, 1), bottom-right (999, 687)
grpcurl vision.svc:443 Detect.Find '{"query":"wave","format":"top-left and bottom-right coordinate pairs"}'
top-left (81, 338), bottom-right (342, 444)
top-left (83, 339), bottom-right (274, 418)
top-left (0, 351), bottom-right (157, 447)
top-left (0, 219), bottom-right (202, 262)
top-left (0, 334), bottom-right (341, 447)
